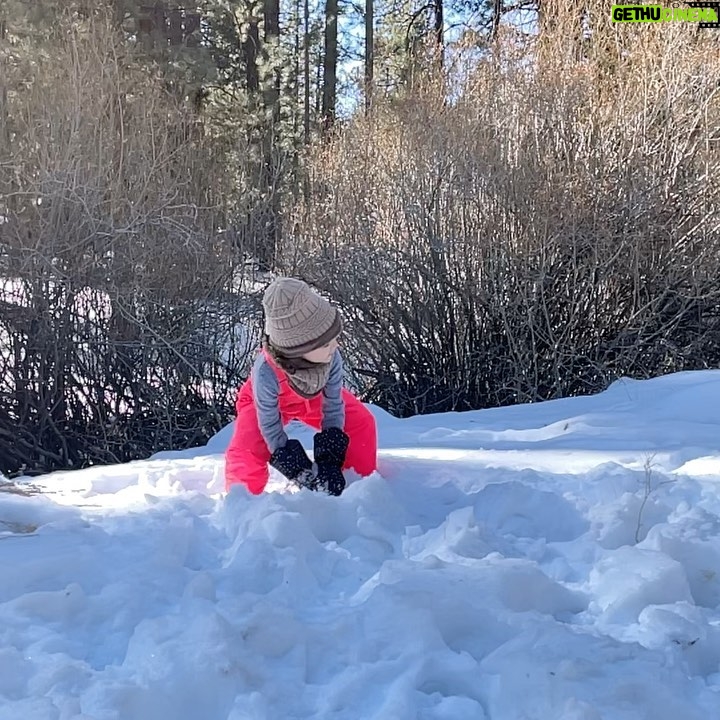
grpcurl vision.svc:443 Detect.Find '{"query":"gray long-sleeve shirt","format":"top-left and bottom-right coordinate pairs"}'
top-left (251, 349), bottom-right (345, 452)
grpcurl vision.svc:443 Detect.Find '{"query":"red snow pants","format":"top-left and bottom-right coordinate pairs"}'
top-left (224, 357), bottom-right (378, 494)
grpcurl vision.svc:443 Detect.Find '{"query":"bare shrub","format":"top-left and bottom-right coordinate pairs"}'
top-left (0, 12), bottom-right (258, 476)
top-left (285, 24), bottom-right (720, 416)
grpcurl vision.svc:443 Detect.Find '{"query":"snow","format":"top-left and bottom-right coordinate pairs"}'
top-left (3, 369), bottom-right (720, 718)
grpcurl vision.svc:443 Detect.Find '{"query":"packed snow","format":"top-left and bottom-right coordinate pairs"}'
top-left (3, 370), bottom-right (720, 719)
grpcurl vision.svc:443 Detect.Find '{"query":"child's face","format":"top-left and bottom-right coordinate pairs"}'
top-left (302, 336), bottom-right (339, 364)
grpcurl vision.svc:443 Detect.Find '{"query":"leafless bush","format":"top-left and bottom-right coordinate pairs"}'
top-left (286, 24), bottom-right (720, 416)
top-left (0, 13), bottom-right (259, 476)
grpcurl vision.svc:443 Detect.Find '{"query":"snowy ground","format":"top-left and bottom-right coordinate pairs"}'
top-left (3, 370), bottom-right (720, 719)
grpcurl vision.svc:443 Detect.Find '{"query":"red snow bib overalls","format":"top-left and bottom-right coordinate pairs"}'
top-left (224, 351), bottom-right (377, 494)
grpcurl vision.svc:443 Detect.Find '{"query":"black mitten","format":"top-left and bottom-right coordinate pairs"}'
top-left (269, 439), bottom-right (315, 488)
top-left (314, 428), bottom-right (349, 496)
top-left (315, 465), bottom-right (346, 496)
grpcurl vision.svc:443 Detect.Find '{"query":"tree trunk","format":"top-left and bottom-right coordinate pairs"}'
top-left (433, 0), bottom-right (443, 67)
top-left (365, 0), bottom-right (373, 112)
top-left (264, 0), bottom-right (281, 114)
top-left (490, 0), bottom-right (501, 42)
top-left (261, 0), bottom-right (281, 267)
top-left (243, 2), bottom-right (260, 97)
top-left (241, 0), bottom-right (266, 266)
top-left (322, 0), bottom-right (338, 129)
top-left (304, 0), bottom-right (311, 142)
top-left (0, 18), bottom-right (7, 156)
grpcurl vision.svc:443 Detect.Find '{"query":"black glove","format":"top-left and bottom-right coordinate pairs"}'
top-left (315, 465), bottom-right (345, 496)
top-left (269, 439), bottom-right (316, 489)
top-left (314, 428), bottom-right (349, 496)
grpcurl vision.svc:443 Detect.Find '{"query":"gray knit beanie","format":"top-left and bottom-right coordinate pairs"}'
top-left (262, 277), bottom-right (341, 357)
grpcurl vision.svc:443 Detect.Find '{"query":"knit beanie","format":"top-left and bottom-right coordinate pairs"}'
top-left (262, 277), bottom-right (342, 357)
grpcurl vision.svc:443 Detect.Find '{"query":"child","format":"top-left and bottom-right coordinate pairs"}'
top-left (224, 277), bottom-right (378, 496)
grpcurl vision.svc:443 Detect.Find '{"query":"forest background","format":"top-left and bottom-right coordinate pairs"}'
top-left (1, 0), bottom-right (718, 477)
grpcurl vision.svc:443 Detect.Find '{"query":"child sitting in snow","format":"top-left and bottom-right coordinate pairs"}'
top-left (224, 277), bottom-right (377, 496)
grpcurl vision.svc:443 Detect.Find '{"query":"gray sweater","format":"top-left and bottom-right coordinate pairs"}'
top-left (251, 349), bottom-right (345, 452)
